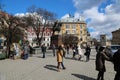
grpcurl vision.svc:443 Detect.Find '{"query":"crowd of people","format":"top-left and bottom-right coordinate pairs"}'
top-left (1, 42), bottom-right (120, 80)
top-left (51, 44), bottom-right (91, 72)
top-left (53, 44), bottom-right (120, 80)
top-left (1, 41), bottom-right (34, 60)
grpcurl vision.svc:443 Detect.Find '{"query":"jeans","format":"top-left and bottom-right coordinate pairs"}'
top-left (43, 52), bottom-right (45, 58)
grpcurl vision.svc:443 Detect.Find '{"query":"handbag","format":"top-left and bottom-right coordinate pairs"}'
top-left (84, 52), bottom-right (87, 56)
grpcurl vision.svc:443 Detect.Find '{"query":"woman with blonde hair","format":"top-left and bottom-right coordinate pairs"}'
top-left (56, 45), bottom-right (66, 72)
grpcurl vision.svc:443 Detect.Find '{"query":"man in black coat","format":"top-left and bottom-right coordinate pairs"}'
top-left (41, 44), bottom-right (46, 58)
top-left (96, 46), bottom-right (110, 80)
top-left (85, 45), bottom-right (91, 62)
top-left (113, 48), bottom-right (120, 80)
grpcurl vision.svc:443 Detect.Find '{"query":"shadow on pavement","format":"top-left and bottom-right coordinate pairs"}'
top-left (71, 73), bottom-right (96, 80)
top-left (37, 56), bottom-right (43, 58)
top-left (65, 57), bottom-right (76, 60)
top-left (44, 65), bottom-right (58, 72)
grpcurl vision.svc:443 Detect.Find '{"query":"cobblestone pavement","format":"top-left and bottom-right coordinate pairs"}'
top-left (0, 49), bottom-right (115, 80)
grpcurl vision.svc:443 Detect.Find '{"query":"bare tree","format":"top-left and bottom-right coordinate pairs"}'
top-left (23, 12), bottom-right (43, 46)
top-left (25, 5), bottom-right (56, 46)
top-left (62, 34), bottom-right (79, 46)
top-left (0, 11), bottom-right (26, 57)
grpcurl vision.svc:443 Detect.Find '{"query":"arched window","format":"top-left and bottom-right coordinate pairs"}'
top-left (48, 32), bottom-right (50, 36)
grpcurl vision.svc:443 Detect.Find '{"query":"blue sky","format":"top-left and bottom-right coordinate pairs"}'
top-left (1, 0), bottom-right (120, 39)
top-left (1, 0), bottom-right (76, 18)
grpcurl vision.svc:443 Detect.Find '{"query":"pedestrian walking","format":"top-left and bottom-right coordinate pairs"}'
top-left (66, 45), bottom-right (70, 54)
top-left (95, 46), bottom-right (110, 80)
top-left (78, 45), bottom-right (84, 61)
top-left (9, 44), bottom-right (15, 60)
top-left (52, 44), bottom-right (56, 57)
top-left (14, 43), bottom-right (20, 59)
top-left (29, 44), bottom-right (34, 57)
top-left (61, 44), bottom-right (66, 69)
top-left (84, 45), bottom-right (91, 62)
top-left (113, 48), bottom-right (120, 80)
top-left (22, 42), bottom-right (30, 60)
top-left (56, 45), bottom-right (66, 72)
top-left (41, 44), bottom-right (46, 58)
top-left (72, 45), bottom-right (76, 58)
top-left (72, 45), bottom-right (78, 59)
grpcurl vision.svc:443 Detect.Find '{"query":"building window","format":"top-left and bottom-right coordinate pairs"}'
top-left (72, 30), bottom-right (76, 34)
top-left (44, 37), bottom-right (45, 41)
top-left (81, 31), bottom-right (82, 34)
top-left (72, 24), bottom-right (76, 29)
top-left (47, 38), bottom-right (49, 41)
top-left (47, 43), bottom-right (49, 47)
top-left (40, 32), bottom-right (42, 35)
top-left (80, 24), bottom-right (82, 29)
top-left (48, 33), bottom-right (50, 36)
top-left (66, 24), bottom-right (70, 29)
top-left (44, 33), bottom-right (46, 36)
top-left (102, 37), bottom-right (105, 40)
top-left (66, 30), bottom-right (70, 34)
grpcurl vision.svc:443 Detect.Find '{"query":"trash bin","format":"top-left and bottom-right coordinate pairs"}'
top-left (0, 53), bottom-right (6, 59)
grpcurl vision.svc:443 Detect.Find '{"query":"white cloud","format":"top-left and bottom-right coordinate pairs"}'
top-left (73, 0), bottom-right (105, 11)
top-left (71, 0), bottom-right (120, 39)
top-left (61, 14), bottom-right (70, 19)
top-left (90, 31), bottom-right (100, 39)
top-left (15, 13), bottom-right (25, 17)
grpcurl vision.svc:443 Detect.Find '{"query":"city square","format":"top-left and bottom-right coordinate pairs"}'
top-left (0, 49), bottom-right (115, 80)
top-left (0, 0), bottom-right (120, 80)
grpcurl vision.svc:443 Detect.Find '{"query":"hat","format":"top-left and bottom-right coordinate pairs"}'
top-left (99, 46), bottom-right (105, 51)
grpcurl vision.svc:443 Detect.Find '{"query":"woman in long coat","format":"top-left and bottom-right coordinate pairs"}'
top-left (56, 45), bottom-right (65, 72)
top-left (95, 46), bottom-right (110, 80)
top-left (78, 45), bottom-right (84, 60)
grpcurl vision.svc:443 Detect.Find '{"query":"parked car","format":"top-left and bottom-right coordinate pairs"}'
top-left (110, 45), bottom-right (120, 54)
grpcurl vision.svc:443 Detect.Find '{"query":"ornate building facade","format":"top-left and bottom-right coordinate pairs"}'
top-left (26, 25), bottom-right (53, 48)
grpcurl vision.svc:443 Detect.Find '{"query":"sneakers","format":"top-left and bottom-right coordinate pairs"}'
top-left (57, 67), bottom-right (66, 72)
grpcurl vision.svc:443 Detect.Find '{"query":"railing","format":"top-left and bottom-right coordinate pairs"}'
top-left (33, 48), bottom-right (41, 54)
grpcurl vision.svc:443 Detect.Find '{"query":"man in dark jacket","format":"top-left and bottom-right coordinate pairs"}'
top-left (95, 46), bottom-right (110, 80)
top-left (85, 45), bottom-right (91, 62)
top-left (41, 44), bottom-right (46, 58)
top-left (113, 48), bottom-right (120, 80)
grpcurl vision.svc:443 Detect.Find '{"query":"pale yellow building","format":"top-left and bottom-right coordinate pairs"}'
top-left (54, 15), bottom-right (88, 46)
